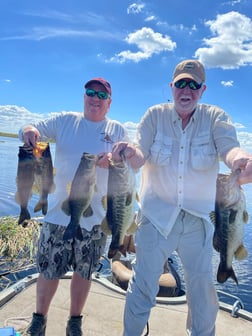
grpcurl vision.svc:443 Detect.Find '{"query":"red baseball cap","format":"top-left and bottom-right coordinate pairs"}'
top-left (84, 77), bottom-right (112, 96)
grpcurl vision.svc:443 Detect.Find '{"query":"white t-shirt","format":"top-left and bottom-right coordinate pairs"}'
top-left (20, 112), bottom-right (129, 231)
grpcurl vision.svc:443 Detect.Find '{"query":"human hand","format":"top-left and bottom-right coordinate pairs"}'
top-left (96, 152), bottom-right (112, 169)
top-left (111, 142), bottom-right (136, 162)
top-left (22, 126), bottom-right (41, 148)
top-left (234, 158), bottom-right (252, 185)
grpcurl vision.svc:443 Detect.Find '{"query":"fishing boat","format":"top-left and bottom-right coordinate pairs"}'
top-left (0, 257), bottom-right (251, 336)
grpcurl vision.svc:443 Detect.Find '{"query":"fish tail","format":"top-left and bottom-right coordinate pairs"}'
top-left (63, 224), bottom-right (75, 241)
top-left (63, 222), bottom-right (83, 241)
top-left (108, 247), bottom-right (118, 259)
top-left (18, 207), bottom-right (31, 225)
top-left (119, 244), bottom-right (127, 257)
top-left (75, 226), bottom-right (84, 240)
top-left (217, 263), bottom-right (238, 285)
top-left (34, 199), bottom-right (48, 214)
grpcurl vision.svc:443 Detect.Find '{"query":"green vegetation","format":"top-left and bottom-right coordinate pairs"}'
top-left (0, 132), bottom-right (18, 138)
top-left (0, 216), bottom-right (40, 290)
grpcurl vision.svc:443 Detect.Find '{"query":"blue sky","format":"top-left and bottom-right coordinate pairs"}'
top-left (1, 0), bottom-right (252, 149)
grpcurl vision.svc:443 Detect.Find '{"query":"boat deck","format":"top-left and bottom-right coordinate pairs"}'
top-left (0, 273), bottom-right (251, 335)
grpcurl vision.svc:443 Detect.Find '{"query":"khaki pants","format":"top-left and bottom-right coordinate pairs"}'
top-left (123, 210), bottom-right (219, 336)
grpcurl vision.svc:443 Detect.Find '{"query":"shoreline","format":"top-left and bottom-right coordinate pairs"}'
top-left (0, 132), bottom-right (17, 138)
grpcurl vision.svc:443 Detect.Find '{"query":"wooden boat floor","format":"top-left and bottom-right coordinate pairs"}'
top-left (0, 275), bottom-right (251, 335)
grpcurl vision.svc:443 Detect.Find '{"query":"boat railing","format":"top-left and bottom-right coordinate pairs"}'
top-left (217, 290), bottom-right (245, 318)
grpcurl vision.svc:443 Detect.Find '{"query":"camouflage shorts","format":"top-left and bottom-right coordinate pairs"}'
top-left (37, 222), bottom-right (107, 280)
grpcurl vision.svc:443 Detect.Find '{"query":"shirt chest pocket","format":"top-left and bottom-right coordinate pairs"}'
top-left (190, 136), bottom-right (217, 171)
top-left (149, 134), bottom-right (173, 166)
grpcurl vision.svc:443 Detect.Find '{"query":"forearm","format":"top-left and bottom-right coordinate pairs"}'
top-left (125, 147), bottom-right (145, 170)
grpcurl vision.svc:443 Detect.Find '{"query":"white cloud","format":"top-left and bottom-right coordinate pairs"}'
top-left (127, 3), bottom-right (145, 15)
top-left (0, 106), bottom-right (139, 141)
top-left (109, 27), bottom-right (176, 63)
top-left (145, 15), bottom-right (156, 22)
top-left (0, 105), bottom-right (45, 133)
top-left (195, 11), bottom-right (252, 69)
top-left (221, 80), bottom-right (234, 87)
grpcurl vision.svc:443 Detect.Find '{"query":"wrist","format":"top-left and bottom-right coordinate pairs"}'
top-left (125, 147), bottom-right (136, 160)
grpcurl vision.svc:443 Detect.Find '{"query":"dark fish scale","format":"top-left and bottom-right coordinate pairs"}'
top-left (211, 169), bottom-right (249, 285)
top-left (102, 153), bottom-right (137, 259)
top-left (62, 153), bottom-right (97, 241)
top-left (15, 143), bottom-right (55, 227)
top-left (16, 145), bottom-right (35, 226)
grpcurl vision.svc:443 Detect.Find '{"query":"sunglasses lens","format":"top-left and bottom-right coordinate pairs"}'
top-left (97, 91), bottom-right (108, 99)
top-left (175, 80), bottom-right (202, 90)
top-left (86, 89), bottom-right (96, 97)
top-left (189, 81), bottom-right (201, 90)
top-left (175, 80), bottom-right (187, 89)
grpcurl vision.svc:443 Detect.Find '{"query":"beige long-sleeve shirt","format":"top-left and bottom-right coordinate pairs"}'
top-left (134, 103), bottom-right (240, 238)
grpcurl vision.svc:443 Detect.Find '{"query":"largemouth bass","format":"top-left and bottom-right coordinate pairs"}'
top-left (210, 168), bottom-right (249, 284)
top-left (61, 153), bottom-right (97, 241)
top-left (101, 152), bottom-right (138, 259)
top-left (33, 142), bottom-right (55, 215)
top-left (15, 145), bottom-right (35, 226)
top-left (15, 142), bottom-right (55, 226)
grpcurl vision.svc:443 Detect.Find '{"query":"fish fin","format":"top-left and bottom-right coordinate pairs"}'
top-left (126, 219), bottom-right (138, 234)
top-left (101, 195), bottom-right (107, 211)
top-left (34, 200), bottom-right (42, 213)
top-left (209, 211), bottom-right (216, 225)
top-left (66, 182), bottom-right (72, 194)
top-left (32, 182), bottom-right (40, 194)
top-left (34, 199), bottom-right (48, 215)
top-left (82, 205), bottom-right (93, 217)
top-left (217, 263), bottom-right (238, 285)
top-left (101, 218), bottom-right (112, 235)
top-left (61, 199), bottom-right (71, 216)
top-left (243, 210), bottom-right (249, 223)
top-left (235, 245), bottom-right (248, 260)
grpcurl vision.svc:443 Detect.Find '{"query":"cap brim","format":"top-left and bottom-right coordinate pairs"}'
top-left (173, 73), bottom-right (202, 84)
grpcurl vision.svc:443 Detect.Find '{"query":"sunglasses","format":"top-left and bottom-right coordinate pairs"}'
top-left (85, 88), bottom-right (110, 100)
top-left (174, 79), bottom-right (203, 90)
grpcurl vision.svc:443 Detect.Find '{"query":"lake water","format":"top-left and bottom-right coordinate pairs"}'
top-left (1, 135), bottom-right (252, 312)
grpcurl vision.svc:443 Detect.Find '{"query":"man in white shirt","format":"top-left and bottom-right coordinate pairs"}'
top-left (20, 77), bottom-right (131, 336)
top-left (112, 60), bottom-right (252, 336)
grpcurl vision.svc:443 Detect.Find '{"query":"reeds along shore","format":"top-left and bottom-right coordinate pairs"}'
top-left (0, 216), bottom-right (40, 290)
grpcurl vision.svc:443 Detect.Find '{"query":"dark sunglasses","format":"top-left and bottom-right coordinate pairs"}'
top-left (174, 79), bottom-right (203, 90)
top-left (85, 88), bottom-right (110, 100)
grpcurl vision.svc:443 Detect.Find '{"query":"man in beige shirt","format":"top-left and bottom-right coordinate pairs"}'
top-left (112, 59), bottom-right (252, 336)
